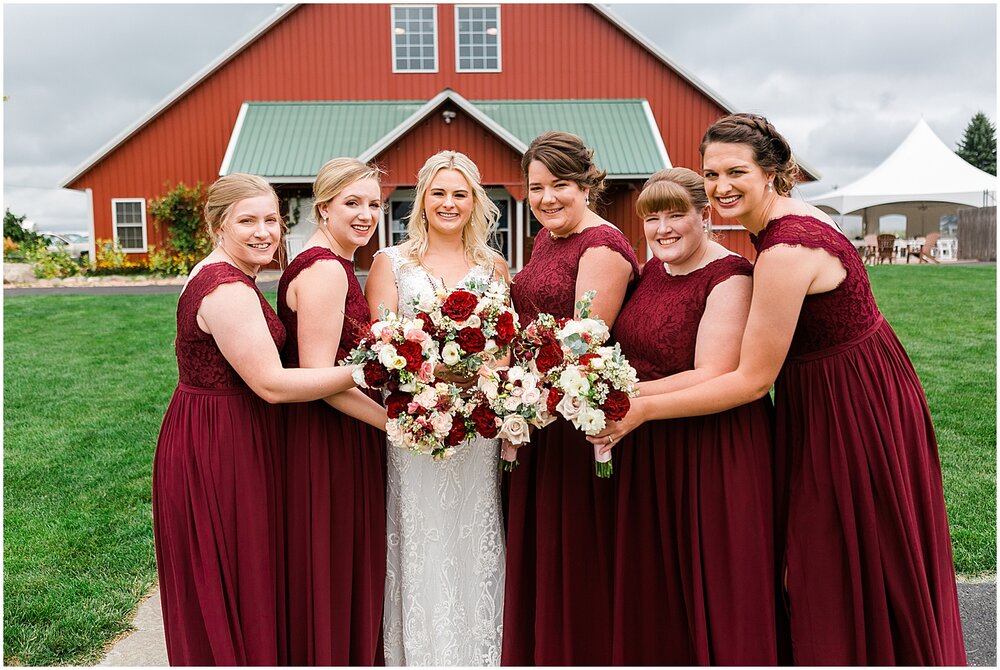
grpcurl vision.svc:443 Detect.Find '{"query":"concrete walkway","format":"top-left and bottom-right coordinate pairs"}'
top-left (99, 579), bottom-right (995, 665)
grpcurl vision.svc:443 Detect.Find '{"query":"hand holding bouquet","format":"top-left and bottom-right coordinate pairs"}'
top-left (472, 364), bottom-right (557, 471)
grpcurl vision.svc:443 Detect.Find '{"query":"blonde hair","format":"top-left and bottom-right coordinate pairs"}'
top-left (403, 150), bottom-right (503, 271)
top-left (312, 157), bottom-right (384, 226)
top-left (636, 168), bottom-right (709, 218)
top-left (204, 173), bottom-right (281, 237)
top-left (204, 172), bottom-right (286, 266)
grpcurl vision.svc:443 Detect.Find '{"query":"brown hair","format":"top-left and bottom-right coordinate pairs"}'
top-left (699, 113), bottom-right (800, 196)
top-left (521, 131), bottom-right (607, 208)
top-left (312, 157), bottom-right (384, 226)
top-left (636, 167), bottom-right (708, 219)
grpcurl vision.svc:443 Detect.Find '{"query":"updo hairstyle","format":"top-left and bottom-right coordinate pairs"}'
top-left (699, 113), bottom-right (800, 196)
top-left (312, 157), bottom-right (384, 226)
top-left (204, 173), bottom-right (282, 239)
top-left (521, 131), bottom-right (607, 209)
top-left (636, 167), bottom-right (709, 219)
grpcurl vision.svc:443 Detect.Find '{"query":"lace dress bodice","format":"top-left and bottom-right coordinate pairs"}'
top-left (176, 262), bottom-right (285, 389)
top-left (752, 215), bottom-right (882, 358)
top-left (511, 225), bottom-right (639, 322)
top-left (378, 245), bottom-right (505, 666)
top-left (612, 255), bottom-right (752, 382)
top-left (277, 246), bottom-right (369, 367)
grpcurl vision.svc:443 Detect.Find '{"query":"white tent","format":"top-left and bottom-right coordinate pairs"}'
top-left (808, 119), bottom-right (997, 237)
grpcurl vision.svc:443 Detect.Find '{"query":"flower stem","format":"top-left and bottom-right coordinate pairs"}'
top-left (594, 460), bottom-right (613, 478)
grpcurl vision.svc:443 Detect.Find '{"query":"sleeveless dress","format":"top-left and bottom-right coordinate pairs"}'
top-left (378, 245), bottom-right (506, 666)
top-left (756, 215), bottom-right (966, 665)
top-left (502, 225), bottom-right (640, 665)
top-left (277, 247), bottom-right (387, 665)
top-left (610, 255), bottom-right (778, 665)
top-left (152, 262), bottom-right (287, 665)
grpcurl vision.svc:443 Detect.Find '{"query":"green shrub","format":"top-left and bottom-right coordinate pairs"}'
top-left (24, 246), bottom-right (82, 279)
top-left (89, 239), bottom-right (149, 276)
top-left (149, 183), bottom-right (211, 275)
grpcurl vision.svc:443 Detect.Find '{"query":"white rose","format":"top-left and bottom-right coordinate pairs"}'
top-left (556, 392), bottom-right (584, 419)
top-left (506, 366), bottom-right (525, 383)
top-left (573, 404), bottom-right (606, 434)
top-left (352, 365), bottom-right (368, 388)
top-left (504, 394), bottom-right (523, 412)
top-left (390, 355), bottom-right (407, 370)
top-left (415, 293), bottom-right (438, 313)
top-left (442, 342), bottom-right (462, 366)
top-left (558, 366), bottom-right (590, 397)
top-left (521, 386), bottom-right (541, 405)
top-left (484, 338), bottom-right (499, 354)
top-left (499, 413), bottom-right (531, 445)
top-left (464, 314), bottom-right (482, 329)
top-left (478, 376), bottom-right (500, 400)
top-left (378, 344), bottom-right (398, 368)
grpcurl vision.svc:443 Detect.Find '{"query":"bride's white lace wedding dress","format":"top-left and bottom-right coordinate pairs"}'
top-left (379, 246), bottom-right (505, 666)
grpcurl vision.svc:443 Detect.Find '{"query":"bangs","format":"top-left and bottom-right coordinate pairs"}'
top-left (636, 179), bottom-right (694, 219)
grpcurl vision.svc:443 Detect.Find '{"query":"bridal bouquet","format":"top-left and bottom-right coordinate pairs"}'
top-left (384, 381), bottom-right (477, 460)
top-left (516, 292), bottom-right (639, 477)
top-left (411, 277), bottom-right (519, 379)
top-left (342, 306), bottom-right (439, 392)
top-left (471, 364), bottom-right (557, 471)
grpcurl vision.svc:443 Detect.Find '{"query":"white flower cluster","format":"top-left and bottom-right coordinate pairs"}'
top-left (385, 383), bottom-right (474, 460)
top-left (477, 365), bottom-right (556, 445)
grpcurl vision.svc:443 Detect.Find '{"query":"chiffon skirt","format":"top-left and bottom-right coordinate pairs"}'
top-left (283, 400), bottom-right (387, 666)
top-left (501, 418), bottom-right (616, 665)
top-left (774, 317), bottom-right (966, 665)
top-left (612, 400), bottom-right (778, 665)
top-left (152, 383), bottom-right (286, 666)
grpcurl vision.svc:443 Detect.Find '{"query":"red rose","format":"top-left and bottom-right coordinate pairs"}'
top-left (494, 311), bottom-right (516, 346)
top-left (456, 327), bottom-right (487, 354)
top-left (546, 387), bottom-right (564, 415)
top-left (445, 416), bottom-right (468, 446)
top-left (602, 389), bottom-right (631, 422)
top-left (441, 290), bottom-right (479, 321)
top-left (535, 343), bottom-right (563, 374)
top-left (470, 404), bottom-right (499, 438)
top-left (397, 340), bottom-right (424, 372)
top-left (385, 391), bottom-right (411, 419)
top-left (363, 360), bottom-right (389, 388)
top-left (578, 353), bottom-right (599, 367)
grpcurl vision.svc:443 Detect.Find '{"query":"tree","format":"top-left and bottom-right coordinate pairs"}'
top-left (4, 208), bottom-right (42, 247)
top-left (955, 111), bottom-right (997, 176)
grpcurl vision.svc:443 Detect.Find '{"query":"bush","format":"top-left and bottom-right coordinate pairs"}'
top-left (90, 239), bottom-right (149, 276)
top-left (149, 183), bottom-right (211, 274)
top-left (4, 209), bottom-right (44, 249)
top-left (25, 246), bottom-right (83, 279)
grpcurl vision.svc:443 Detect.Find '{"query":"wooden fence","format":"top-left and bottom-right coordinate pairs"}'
top-left (957, 207), bottom-right (996, 261)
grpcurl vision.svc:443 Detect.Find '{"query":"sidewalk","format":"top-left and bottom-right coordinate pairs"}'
top-left (99, 579), bottom-right (996, 666)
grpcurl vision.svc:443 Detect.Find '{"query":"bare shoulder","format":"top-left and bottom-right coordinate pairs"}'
top-left (492, 257), bottom-right (511, 284)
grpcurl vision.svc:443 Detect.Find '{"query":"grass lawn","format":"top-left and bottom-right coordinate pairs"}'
top-left (3, 267), bottom-right (996, 664)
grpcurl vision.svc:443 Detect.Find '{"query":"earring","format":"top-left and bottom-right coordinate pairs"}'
top-left (216, 234), bottom-right (223, 247)
top-left (702, 223), bottom-right (709, 232)
top-left (585, 196), bottom-right (591, 206)
top-left (767, 182), bottom-right (774, 193)
top-left (421, 211), bottom-right (428, 226)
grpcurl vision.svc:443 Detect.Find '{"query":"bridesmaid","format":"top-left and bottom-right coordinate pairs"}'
top-left (502, 131), bottom-right (639, 665)
top-left (607, 168), bottom-right (776, 665)
top-left (591, 114), bottom-right (966, 665)
top-left (277, 158), bottom-right (389, 665)
top-left (152, 173), bottom-right (362, 666)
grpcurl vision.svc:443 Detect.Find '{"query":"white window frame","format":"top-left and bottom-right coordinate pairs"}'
top-left (111, 198), bottom-right (147, 253)
top-left (386, 193), bottom-right (415, 247)
top-left (454, 5), bottom-right (501, 73)
top-left (391, 5), bottom-right (438, 73)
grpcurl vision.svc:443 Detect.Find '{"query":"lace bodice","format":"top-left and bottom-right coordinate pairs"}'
top-left (511, 225), bottom-right (639, 322)
top-left (613, 255), bottom-right (752, 381)
top-left (377, 244), bottom-right (505, 666)
top-left (376, 245), bottom-right (497, 318)
top-left (175, 262), bottom-right (285, 389)
top-left (752, 215), bottom-right (882, 357)
top-left (277, 246), bottom-right (370, 367)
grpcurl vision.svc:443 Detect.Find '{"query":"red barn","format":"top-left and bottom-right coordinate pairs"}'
top-left (60, 3), bottom-right (817, 270)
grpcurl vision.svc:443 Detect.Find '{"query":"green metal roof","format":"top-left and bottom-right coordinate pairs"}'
top-left (471, 99), bottom-right (666, 176)
top-left (223, 98), bottom-right (667, 179)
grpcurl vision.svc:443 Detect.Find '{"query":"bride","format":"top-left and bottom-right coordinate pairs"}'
top-left (365, 150), bottom-right (510, 665)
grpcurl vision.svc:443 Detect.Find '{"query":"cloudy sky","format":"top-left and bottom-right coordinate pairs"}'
top-left (3, 2), bottom-right (997, 233)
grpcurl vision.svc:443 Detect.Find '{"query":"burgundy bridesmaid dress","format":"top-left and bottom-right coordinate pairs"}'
top-left (756, 215), bottom-right (966, 665)
top-left (503, 225), bottom-right (639, 666)
top-left (277, 247), bottom-right (387, 665)
top-left (152, 262), bottom-right (287, 665)
top-left (610, 255), bottom-right (777, 665)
